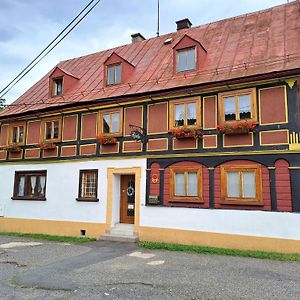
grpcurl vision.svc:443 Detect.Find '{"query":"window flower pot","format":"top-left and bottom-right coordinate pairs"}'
top-left (217, 120), bottom-right (258, 135)
top-left (97, 135), bottom-right (118, 145)
top-left (39, 142), bottom-right (57, 150)
top-left (6, 146), bottom-right (22, 153)
top-left (169, 126), bottom-right (203, 140)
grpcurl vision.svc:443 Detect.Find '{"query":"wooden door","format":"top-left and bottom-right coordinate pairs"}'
top-left (120, 175), bottom-right (135, 224)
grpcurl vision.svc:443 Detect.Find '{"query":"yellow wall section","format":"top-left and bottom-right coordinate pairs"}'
top-left (2, 217), bottom-right (300, 253)
top-left (137, 226), bottom-right (300, 254)
top-left (0, 218), bottom-right (106, 239)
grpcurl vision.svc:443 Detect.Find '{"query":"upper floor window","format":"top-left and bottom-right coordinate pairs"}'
top-left (107, 64), bottom-right (121, 85)
top-left (45, 121), bottom-right (59, 140)
top-left (99, 108), bottom-right (122, 135)
top-left (11, 125), bottom-right (25, 144)
top-left (169, 97), bottom-right (200, 128)
top-left (41, 118), bottom-right (61, 142)
top-left (52, 78), bottom-right (63, 96)
top-left (219, 88), bottom-right (257, 123)
top-left (77, 169), bottom-right (98, 201)
top-left (12, 170), bottom-right (47, 201)
top-left (176, 47), bottom-right (196, 72)
top-left (220, 165), bottom-right (262, 205)
top-left (170, 167), bottom-right (202, 202)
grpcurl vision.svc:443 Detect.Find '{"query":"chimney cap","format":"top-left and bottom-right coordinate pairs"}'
top-left (131, 33), bottom-right (146, 43)
top-left (176, 18), bottom-right (192, 30)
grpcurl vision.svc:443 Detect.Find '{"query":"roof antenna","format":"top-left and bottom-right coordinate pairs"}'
top-left (156, 0), bottom-right (160, 37)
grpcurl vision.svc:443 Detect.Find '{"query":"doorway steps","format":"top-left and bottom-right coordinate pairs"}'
top-left (100, 223), bottom-right (139, 242)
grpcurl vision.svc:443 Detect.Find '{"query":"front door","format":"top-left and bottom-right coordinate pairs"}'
top-left (120, 175), bottom-right (135, 224)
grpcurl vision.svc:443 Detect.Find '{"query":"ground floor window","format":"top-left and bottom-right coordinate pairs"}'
top-left (12, 171), bottom-right (47, 200)
top-left (77, 169), bottom-right (98, 201)
top-left (220, 165), bottom-right (262, 205)
top-left (170, 167), bottom-right (202, 202)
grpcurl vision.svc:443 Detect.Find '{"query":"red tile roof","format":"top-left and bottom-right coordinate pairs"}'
top-left (1, 1), bottom-right (300, 118)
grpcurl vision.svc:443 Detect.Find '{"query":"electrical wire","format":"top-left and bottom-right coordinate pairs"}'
top-left (0, 0), bottom-right (101, 99)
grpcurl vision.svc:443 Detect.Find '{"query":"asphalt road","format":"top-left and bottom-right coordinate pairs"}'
top-left (0, 236), bottom-right (300, 300)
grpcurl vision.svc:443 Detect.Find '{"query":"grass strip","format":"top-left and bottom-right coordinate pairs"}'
top-left (139, 241), bottom-right (300, 261)
top-left (0, 232), bottom-right (96, 244)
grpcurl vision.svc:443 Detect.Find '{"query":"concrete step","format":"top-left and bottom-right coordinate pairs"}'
top-left (100, 233), bottom-right (139, 243)
top-left (101, 223), bottom-right (139, 242)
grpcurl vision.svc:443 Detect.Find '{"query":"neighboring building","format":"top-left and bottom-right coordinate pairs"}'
top-left (1, 2), bottom-right (300, 252)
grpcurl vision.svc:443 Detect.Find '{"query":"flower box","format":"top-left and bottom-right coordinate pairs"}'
top-left (39, 142), bottom-right (57, 150)
top-left (5, 145), bottom-right (22, 153)
top-left (217, 120), bottom-right (258, 135)
top-left (169, 126), bottom-right (203, 140)
top-left (96, 135), bottom-right (118, 145)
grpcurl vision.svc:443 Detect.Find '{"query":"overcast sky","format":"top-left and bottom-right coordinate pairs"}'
top-left (0, 0), bottom-right (288, 104)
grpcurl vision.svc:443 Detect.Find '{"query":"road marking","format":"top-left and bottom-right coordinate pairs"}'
top-left (127, 251), bottom-right (155, 259)
top-left (147, 260), bottom-right (165, 266)
top-left (0, 242), bottom-right (43, 249)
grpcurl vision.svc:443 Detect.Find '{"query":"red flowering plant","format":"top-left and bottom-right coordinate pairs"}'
top-left (217, 119), bottom-right (258, 135)
top-left (96, 134), bottom-right (117, 145)
top-left (39, 141), bottom-right (57, 150)
top-left (4, 143), bottom-right (22, 152)
top-left (169, 126), bottom-right (203, 140)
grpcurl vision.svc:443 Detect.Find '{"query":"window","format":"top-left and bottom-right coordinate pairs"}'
top-left (10, 125), bottom-right (25, 144)
top-left (170, 167), bottom-right (202, 202)
top-left (42, 119), bottom-right (61, 141)
top-left (107, 64), bottom-right (121, 85)
top-left (170, 97), bottom-right (200, 128)
top-left (99, 109), bottom-right (122, 135)
top-left (52, 78), bottom-right (63, 96)
top-left (77, 170), bottom-right (98, 201)
top-left (176, 47), bottom-right (196, 72)
top-left (12, 171), bottom-right (47, 200)
top-left (219, 88), bottom-right (257, 123)
top-left (220, 165), bottom-right (262, 205)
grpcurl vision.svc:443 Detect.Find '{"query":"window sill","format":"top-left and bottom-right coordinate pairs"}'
top-left (176, 68), bottom-right (196, 74)
top-left (11, 197), bottom-right (46, 201)
top-left (221, 199), bottom-right (263, 206)
top-left (76, 198), bottom-right (99, 202)
top-left (169, 198), bottom-right (203, 204)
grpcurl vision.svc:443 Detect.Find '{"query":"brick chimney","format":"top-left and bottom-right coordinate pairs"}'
top-left (176, 18), bottom-right (192, 30)
top-left (131, 33), bottom-right (146, 43)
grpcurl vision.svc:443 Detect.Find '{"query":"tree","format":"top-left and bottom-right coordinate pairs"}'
top-left (0, 98), bottom-right (5, 110)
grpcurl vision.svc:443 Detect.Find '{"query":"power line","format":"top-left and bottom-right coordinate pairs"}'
top-left (0, 0), bottom-right (101, 99)
top-left (1, 52), bottom-right (300, 111)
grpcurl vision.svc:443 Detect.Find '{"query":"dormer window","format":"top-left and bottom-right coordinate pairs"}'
top-left (176, 47), bottom-right (196, 72)
top-left (107, 64), bottom-right (121, 85)
top-left (52, 78), bottom-right (63, 96)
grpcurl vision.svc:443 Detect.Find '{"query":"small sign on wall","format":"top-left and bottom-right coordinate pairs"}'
top-left (151, 174), bottom-right (159, 184)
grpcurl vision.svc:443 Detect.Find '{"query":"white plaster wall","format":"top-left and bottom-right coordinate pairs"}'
top-left (140, 206), bottom-right (300, 240)
top-left (0, 158), bottom-right (147, 223)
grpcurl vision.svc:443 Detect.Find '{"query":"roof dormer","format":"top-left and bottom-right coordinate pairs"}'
top-left (104, 52), bottom-right (135, 86)
top-left (173, 34), bottom-right (207, 74)
top-left (49, 67), bottom-right (79, 98)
